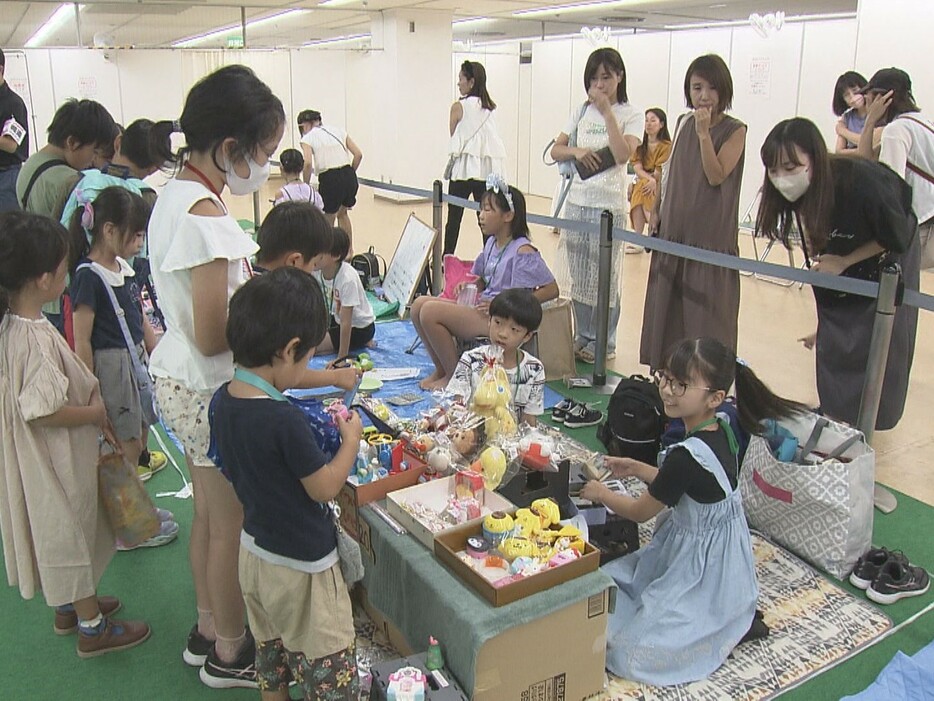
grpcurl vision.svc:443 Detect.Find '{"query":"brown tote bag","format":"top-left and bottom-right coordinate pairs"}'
top-left (526, 298), bottom-right (576, 381)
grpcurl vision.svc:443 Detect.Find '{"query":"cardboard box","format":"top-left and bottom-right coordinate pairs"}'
top-left (337, 461), bottom-right (427, 540)
top-left (386, 475), bottom-right (515, 549)
top-left (358, 586), bottom-right (611, 701)
top-left (434, 521), bottom-right (601, 607)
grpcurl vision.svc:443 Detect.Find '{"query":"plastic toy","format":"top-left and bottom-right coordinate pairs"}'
top-left (386, 666), bottom-right (427, 701)
top-left (426, 637), bottom-right (444, 671)
top-left (427, 447), bottom-right (456, 476)
top-left (466, 536), bottom-right (491, 559)
top-left (325, 401), bottom-right (352, 423)
top-left (454, 470), bottom-right (485, 503)
top-left (442, 496), bottom-right (481, 523)
top-left (518, 436), bottom-right (554, 472)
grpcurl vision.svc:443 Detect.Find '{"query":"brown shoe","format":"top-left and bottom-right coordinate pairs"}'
top-left (77, 618), bottom-right (151, 658)
top-left (54, 597), bottom-right (122, 635)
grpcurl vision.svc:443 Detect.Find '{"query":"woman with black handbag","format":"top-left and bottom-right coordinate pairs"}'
top-left (757, 117), bottom-right (919, 430)
top-left (444, 61), bottom-right (507, 255)
top-left (550, 47), bottom-right (642, 364)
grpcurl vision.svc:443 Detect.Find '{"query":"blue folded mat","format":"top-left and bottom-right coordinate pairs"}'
top-left (841, 639), bottom-right (934, 701)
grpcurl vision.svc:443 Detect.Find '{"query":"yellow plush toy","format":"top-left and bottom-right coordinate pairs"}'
top-left (470, 352), bottom-right (517, 439)
top-left (514, 508), bottom-right (542, 538)
top-left (530, 498), bottom-right (561, 529)
top-left (473, 446), bottom-right (508, 490)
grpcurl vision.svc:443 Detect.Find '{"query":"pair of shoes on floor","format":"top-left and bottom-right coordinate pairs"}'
top-left (850, 547), bottom-right (930, 604)
top-left (184, 625), bottom-right (258, 689)
top-left (137, 450), bottom-right (168, 482)
top-left (116, 518), bottom-right (180, 551)
top-left (551, 398), bottom-right (603, 429)
top-left (54, 596), bottom-right (122, 635)
top-left (574, 347), bottom-right (617, 364)
top-left (76, 616), bottom-right (151, 658)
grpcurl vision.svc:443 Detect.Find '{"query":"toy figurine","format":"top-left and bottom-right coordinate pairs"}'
top-left (482, 511), bottom-right (514, 545)
top-left (426, 637), bottom-right (445, 671)
top-left (469, 350), bottom-right (518, 439)
top-left (449, 426), bottom-right (484, 459)
top-left (386, 666), bottom-right (427, 701)
top-left (454, 470), bottom-right (485, 503)
top-left (531, 498), bottom-right (561, 529)
top-left (518, 435), bottom-right (554, 471)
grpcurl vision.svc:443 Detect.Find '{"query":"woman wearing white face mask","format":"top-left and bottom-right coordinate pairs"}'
top-left (756, 117), bottom-right (919, 430)
top-left (147, 65), bottom-right (285, 688)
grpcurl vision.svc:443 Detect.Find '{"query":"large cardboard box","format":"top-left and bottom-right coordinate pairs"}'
top-left (358, 586), bottom-right (611, 701)
top-left (434, 521), bottom-right (601, 607)
top-left (337, 461), bottom-right (427, 540)
top-left (386, 475), bottom-right (515, 549)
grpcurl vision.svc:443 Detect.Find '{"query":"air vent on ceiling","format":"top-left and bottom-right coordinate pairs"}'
top-left (472, 31), bottom-right (506, 37)
top-left (599, 16), bottom-right (645, 23)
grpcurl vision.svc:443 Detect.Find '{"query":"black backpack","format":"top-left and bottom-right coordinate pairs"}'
top-left (597, 375), bottom-right (666, 465)
top-left (350, 246), bottom-right (387, 290)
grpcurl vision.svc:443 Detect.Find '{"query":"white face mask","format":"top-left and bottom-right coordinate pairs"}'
top-left (223, 149), bottom-right (270, 196)
top-left (769, 168), bottom-right (811, 203)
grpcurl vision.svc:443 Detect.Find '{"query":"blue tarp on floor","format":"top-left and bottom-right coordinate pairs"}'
top-left (841, 637), bottom-right (934, 701)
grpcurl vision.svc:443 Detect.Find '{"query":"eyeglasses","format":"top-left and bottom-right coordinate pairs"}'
top-left (652, 370), bottom-right (714, 397)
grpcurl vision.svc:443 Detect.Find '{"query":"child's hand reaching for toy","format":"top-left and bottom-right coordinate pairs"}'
top-left (335, 409), bottom-right (363, 444)
top-left (329, 365), bottom-right (362, 389)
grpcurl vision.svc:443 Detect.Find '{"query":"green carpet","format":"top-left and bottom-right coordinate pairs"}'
top-left (2, 375), bottom-right (931, 700)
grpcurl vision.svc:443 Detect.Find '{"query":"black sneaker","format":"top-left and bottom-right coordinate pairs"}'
top-left (199, 634), bottom-right (258, 689)
top-left (564, 403), bottom-right (603, 429)
top-left (867, 559), bottom-right (930, 605)
top-left (183, 624), bottom-right (213, 667)
top-left (849, 547), bottom-right (904, 590)
top-left (551, 398), bottom-right (575, 423)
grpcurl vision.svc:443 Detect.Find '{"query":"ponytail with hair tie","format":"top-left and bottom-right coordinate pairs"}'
top-left (80, 201), bottom-right (95, 232)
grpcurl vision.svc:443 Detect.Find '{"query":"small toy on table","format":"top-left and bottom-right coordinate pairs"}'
top-left (386, 666), bottom-right (427, 701)
top-left (454, 470), bottom-right (485, 504)
top-left (471, 445), bottom-right (508, 490)
top-left (481, 511), bottom-right (514, 546)
top-left (426, 637), bottom-right (445, 671)
top-left (518, 432), bottom-right (556, 472)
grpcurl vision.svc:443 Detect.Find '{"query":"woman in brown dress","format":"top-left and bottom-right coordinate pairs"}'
top-left (640, 55), bottom-right (747, 369)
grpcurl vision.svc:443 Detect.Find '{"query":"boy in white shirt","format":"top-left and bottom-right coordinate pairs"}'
top-left (314, 226), bottom-right (376, 361)
top-left (446, 288), bottom-right (546, 426)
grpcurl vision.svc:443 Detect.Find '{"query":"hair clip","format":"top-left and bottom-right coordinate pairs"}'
top-left (485, 173), bottom-right (514, 212)
top-left (80, 201), bottom-right (95, 231)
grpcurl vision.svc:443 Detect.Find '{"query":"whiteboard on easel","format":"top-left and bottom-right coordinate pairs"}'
top-left (382, 213), bottom-right (438, 317)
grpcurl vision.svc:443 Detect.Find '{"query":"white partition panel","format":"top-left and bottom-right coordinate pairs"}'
top-left (115, 50), bottom-right (185, 124)
top-left (528, 38), bottom-right (574, 199)
top-left (618, 31), bottom-right (672, 117)
top-left (856, 0), bottom-right (933, 112)
top-left (666, 28), bottom-right (734, 121)
top-left (798, 20), bottom-right (859, 152)
top-left (48, 49), bottom-right (124, 125)
top-left (729, 24), bottom-right (806, 220)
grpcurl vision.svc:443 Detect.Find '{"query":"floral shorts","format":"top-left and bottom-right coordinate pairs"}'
top-left (256, 638), bottom-right (358, 700)
top-left (153, 377), bottom-right (216, 467)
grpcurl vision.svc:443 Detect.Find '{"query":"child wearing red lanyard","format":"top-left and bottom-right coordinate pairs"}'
top-left (146, 66), bottom-right (360, 690)
top-left (411, 176), bottom-right (559, 390)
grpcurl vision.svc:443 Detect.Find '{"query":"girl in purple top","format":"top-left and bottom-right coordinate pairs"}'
top-left (411, 175), bottom-right (558, 390)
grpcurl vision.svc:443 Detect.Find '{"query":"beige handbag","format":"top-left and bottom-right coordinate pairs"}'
top-left (526, 298), bottom-right (576, 381)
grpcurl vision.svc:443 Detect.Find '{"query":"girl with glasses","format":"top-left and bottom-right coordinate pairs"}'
top-left (581, 337), bottom-right (804, 684)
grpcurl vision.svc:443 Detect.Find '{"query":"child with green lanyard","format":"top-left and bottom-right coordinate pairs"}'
top-left (209, 267), bottom-right (362, 701)
top-left (581, 337), bottom-right (804, 685)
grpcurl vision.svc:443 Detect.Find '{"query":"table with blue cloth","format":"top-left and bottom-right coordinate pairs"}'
top-left (358, 502), bottom-right (616, 698)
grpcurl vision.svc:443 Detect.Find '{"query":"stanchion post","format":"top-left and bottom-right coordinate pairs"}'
top-left (856, 262), bottom-right (901, 513)
top-left (593, 210), bottom-right (613, 388)
top-left (252, 191), bottom-right (261, 233)
top-left (431, 180), bottom-right (444, 296)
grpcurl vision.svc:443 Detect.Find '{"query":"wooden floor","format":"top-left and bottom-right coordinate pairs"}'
top-left (227, 178), bottom-right (934, 507)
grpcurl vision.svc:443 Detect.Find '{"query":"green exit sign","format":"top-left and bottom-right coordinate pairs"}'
top-left (227, 35), bottom-right (244, 48)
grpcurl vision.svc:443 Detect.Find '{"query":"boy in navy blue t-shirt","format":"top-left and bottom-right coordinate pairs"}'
top-left (209, 267), bottom-right (362, 700)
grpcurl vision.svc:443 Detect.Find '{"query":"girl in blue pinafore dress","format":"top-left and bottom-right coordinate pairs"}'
top-left (580, 337), bottom-right (805, 685)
